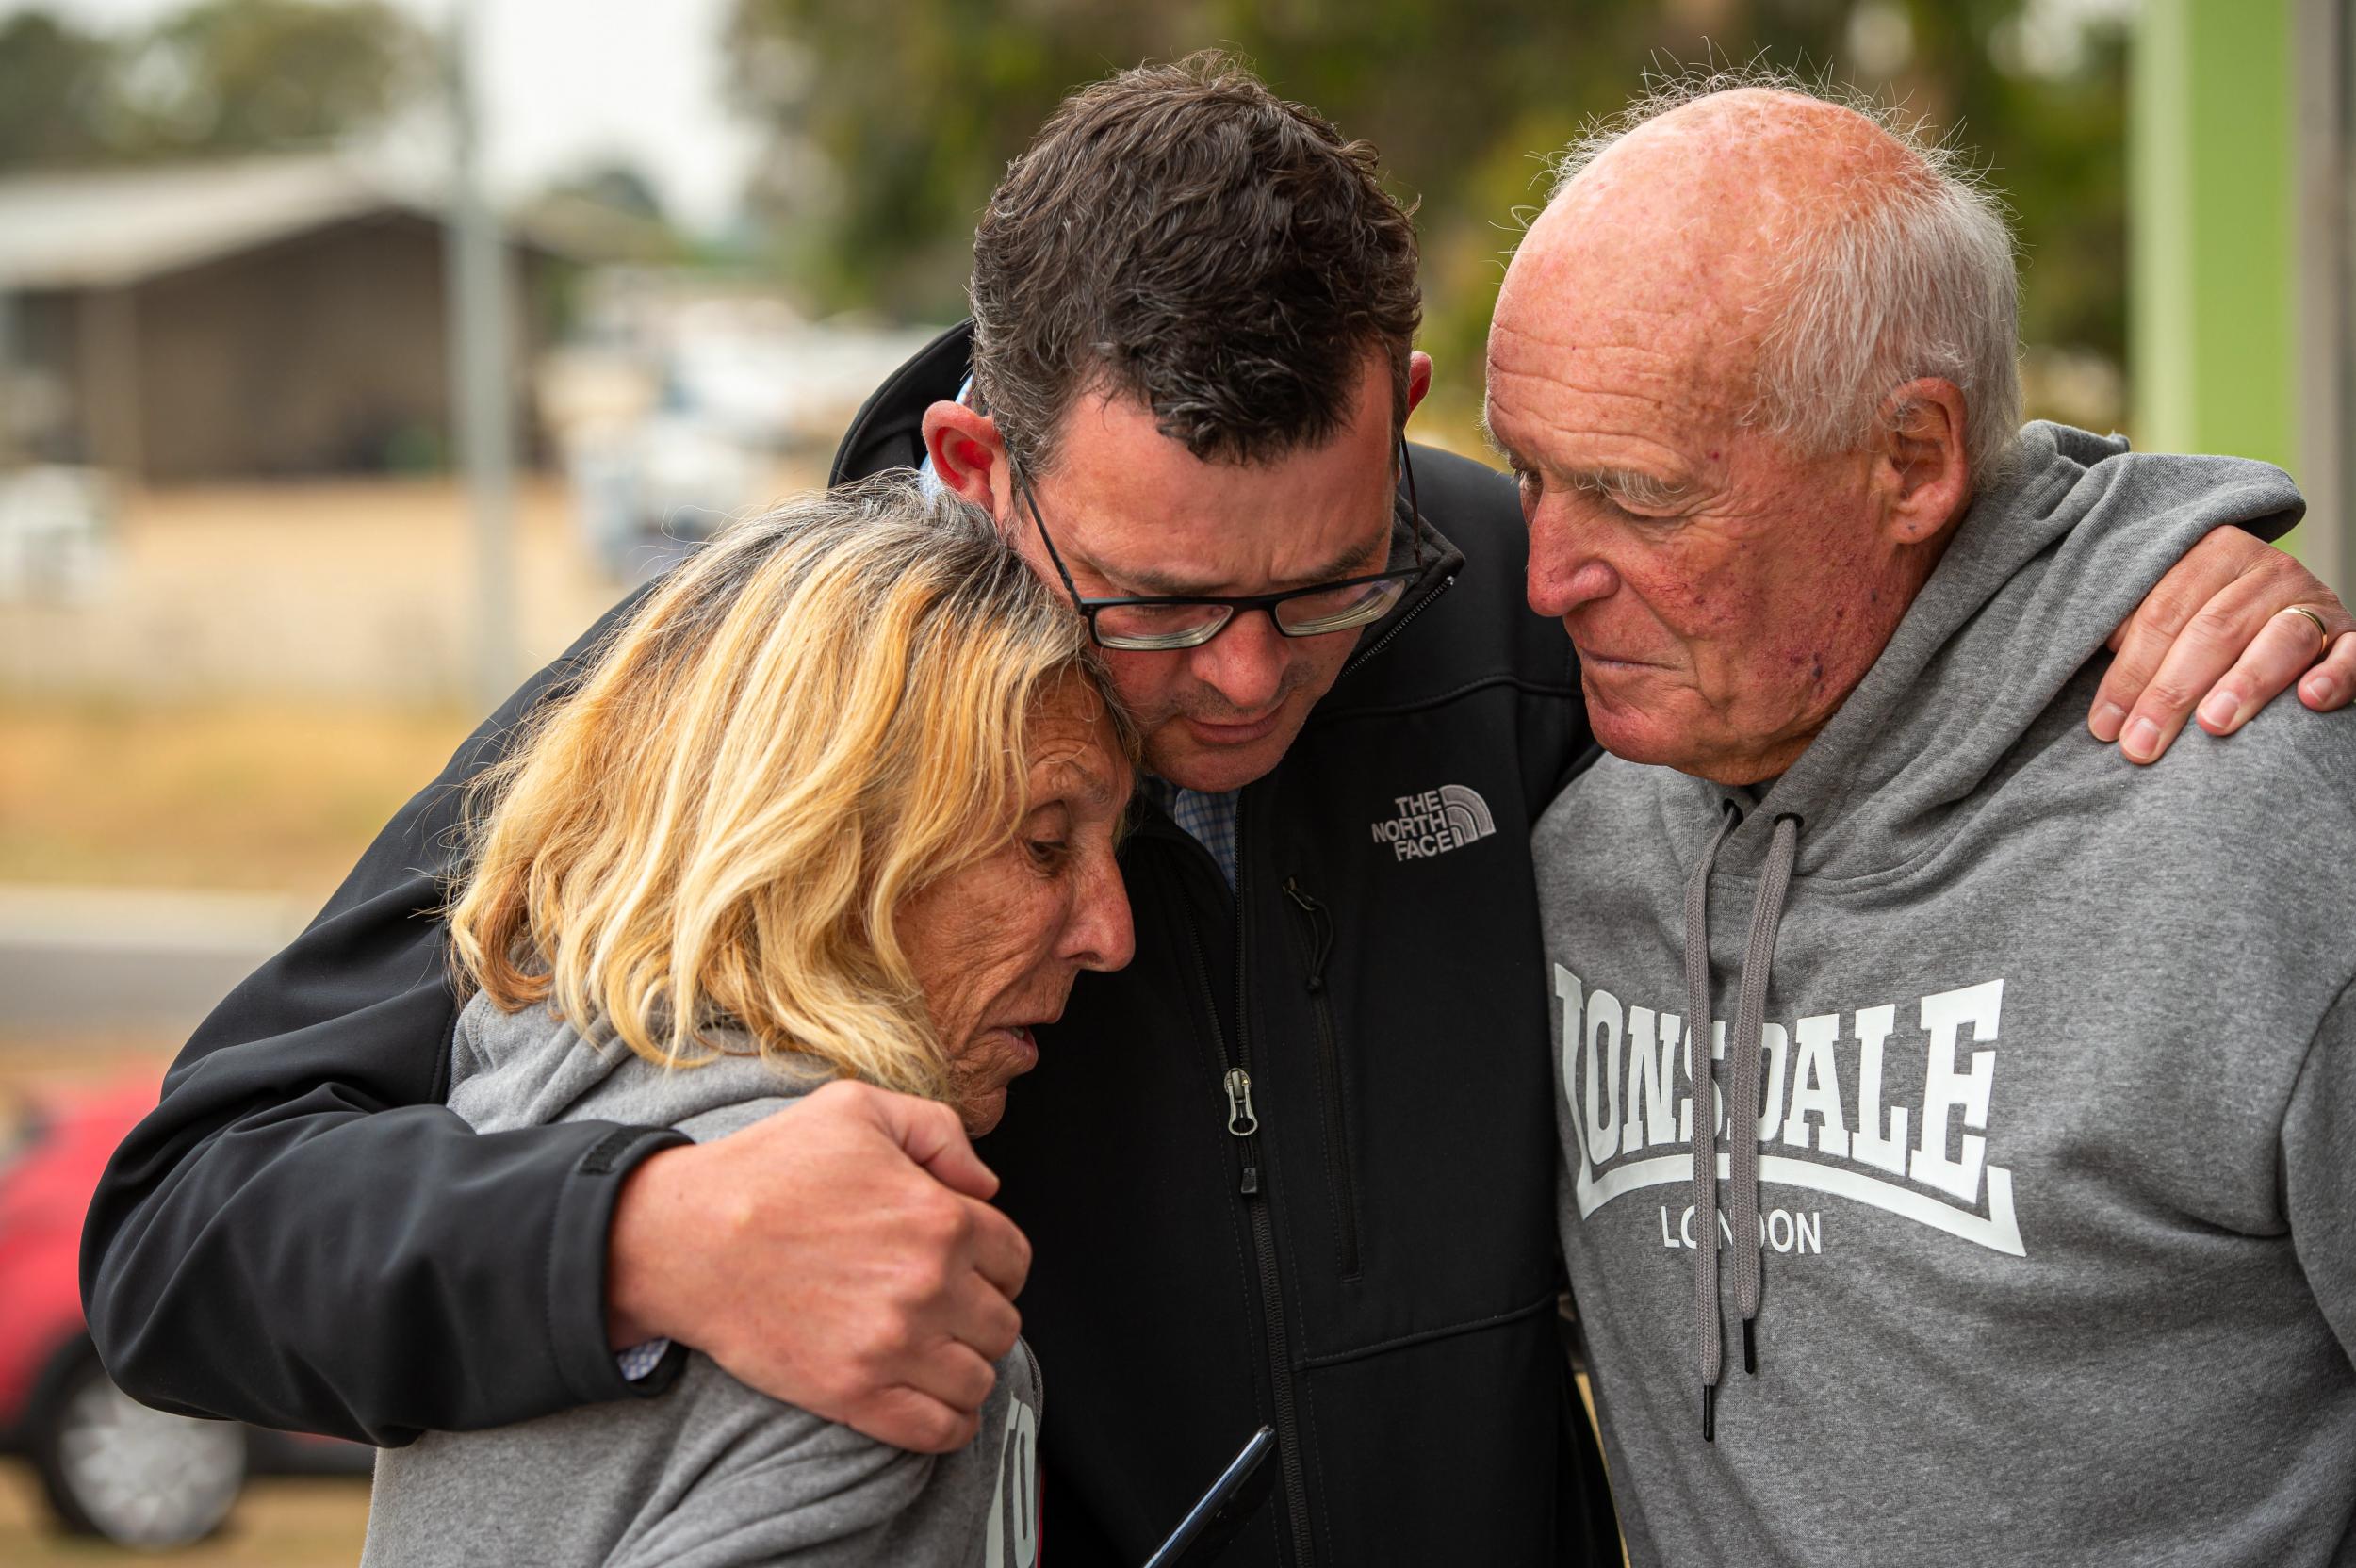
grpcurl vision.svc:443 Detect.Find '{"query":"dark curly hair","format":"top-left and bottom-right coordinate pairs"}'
top-left (968, 51), bottom-right (1422, 473)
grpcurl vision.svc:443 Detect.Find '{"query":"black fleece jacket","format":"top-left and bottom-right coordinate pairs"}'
top-left (82, 323), bottom-right (1617, 1566)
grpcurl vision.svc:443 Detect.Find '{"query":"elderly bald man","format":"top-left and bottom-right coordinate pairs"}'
top-left (1497, 81), bottom-right (2356, 1566)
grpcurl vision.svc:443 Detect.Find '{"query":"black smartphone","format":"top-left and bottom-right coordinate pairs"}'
top-left (1139, 1426), bottom-right (1279, 1568)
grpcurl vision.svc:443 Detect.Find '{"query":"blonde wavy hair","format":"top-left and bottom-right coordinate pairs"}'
top-left (446, 472), bottom-right (1125, 1100)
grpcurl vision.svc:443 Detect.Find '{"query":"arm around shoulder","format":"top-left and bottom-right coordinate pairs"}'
top-left (79, 593), bottom-right (685, 1443)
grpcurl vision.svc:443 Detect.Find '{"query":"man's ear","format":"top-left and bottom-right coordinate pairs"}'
top-left (1406, 351), bottom-right (1433, 419)
top-left (921, 401), bottom-right (1011, 514)
top-left (1873, 379), bottom-right (1971, 546)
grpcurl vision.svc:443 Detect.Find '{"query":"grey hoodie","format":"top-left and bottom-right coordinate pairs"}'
top-left (1535, 425), bottom-right (2356, 1566)
top-left (362, 996), bottom-right (1041, 1568)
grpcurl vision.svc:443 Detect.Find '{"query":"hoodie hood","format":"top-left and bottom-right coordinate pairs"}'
top-left (445, 992), bottom-right (833, 1145)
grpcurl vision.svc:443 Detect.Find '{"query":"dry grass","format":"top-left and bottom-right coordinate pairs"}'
top-left (0, 469), bottom-right (811, 901)
top-left (0, 695), bottom-right (475, 901)
top-left (0, 1465), bottom-right (368, 1567)
top-left (0, 467), bottom-right (830, 898)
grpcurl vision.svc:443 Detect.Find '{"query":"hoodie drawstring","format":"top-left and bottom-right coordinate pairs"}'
top-left (1684, 802), bottom-right (1738, 1442)
top-left (1686, 805), bottom-right (1802, 1442)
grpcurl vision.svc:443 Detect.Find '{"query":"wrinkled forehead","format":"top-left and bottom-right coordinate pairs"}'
top-left (1026, 678), bottom-right (1137, 802)
top-left (1489, 203), bottom-right (1757, 438)
top-left (1493, 98), bottom-right (1892, 430)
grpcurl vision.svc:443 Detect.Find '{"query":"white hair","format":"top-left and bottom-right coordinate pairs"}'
top-left (1546, 67), bottom-right (2025, 485)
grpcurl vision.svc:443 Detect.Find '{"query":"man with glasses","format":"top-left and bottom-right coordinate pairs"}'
top-left (85, 54), bottom-right (2348, 1568)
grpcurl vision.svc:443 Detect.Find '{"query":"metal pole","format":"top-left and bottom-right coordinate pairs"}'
top-left (0, 289), bottom-right (19, 468)
top-left (2296, 0), bottom-right (2349, 596)
top-left (445, 0), bottom-right (519, 708)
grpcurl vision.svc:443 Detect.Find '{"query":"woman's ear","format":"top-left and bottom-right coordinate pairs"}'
top-left (1873, 379), bottom-right (1972, 546)
top-left (923, 401), bottom-right (1012, 514)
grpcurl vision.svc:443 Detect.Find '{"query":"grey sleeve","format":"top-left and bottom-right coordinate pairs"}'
top-left (596, 1347), bottom-right (1019, 1568)
top-left (2284, 974), bottom-right (2356, 1372)
top-left (607, 1417), bottom-right (941, 1568)
top-left (365, 1346), bottom-right (983, 1568)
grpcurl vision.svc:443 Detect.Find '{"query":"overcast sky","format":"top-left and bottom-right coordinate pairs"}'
top-left (1, 0), bottom-right (764, 233)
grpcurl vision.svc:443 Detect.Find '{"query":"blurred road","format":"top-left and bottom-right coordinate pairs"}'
top-left (0, 885), bottom-right (303, 1036)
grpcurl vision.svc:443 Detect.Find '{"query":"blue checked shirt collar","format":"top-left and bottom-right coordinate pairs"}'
top-left (1141, 776), bottom-right (1239, 890)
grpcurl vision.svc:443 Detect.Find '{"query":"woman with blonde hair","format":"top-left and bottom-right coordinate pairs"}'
top-left (362, 472), bottom-right (1134, 1567)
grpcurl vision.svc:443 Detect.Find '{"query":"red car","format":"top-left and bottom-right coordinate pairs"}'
top-left (0, 1076), bottom-right (368, 1546)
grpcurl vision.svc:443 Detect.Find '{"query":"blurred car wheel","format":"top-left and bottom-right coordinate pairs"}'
top-left (30, 1340), bottom-right (246, 1546)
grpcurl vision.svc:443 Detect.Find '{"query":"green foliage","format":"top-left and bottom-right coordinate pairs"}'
top-left (728, 0), bottom-right (2132, 452)
top-left (0, 0), bottom-right (434, 172)
top-left (130, 0), bottom-right (434, 155)
top-left (0, 14), bottom-right (119, 170)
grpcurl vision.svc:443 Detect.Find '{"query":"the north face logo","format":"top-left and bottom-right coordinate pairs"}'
top-left (1370, 784), bottom-right (1497, 860)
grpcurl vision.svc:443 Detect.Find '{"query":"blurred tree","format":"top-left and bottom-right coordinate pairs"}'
top-left (0, 0), bottom-right (434, 172)
top-left (120, 0), bottom-right (434, 155)
top-left (728, 0), bottom-right (2132, 450)
top-left (0, 12), bottom-right (124, 169)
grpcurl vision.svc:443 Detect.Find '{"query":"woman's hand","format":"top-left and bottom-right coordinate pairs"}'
top-left (2090, 527), bottom-right (2354, 762)
top-left (605, 1079), bottom-right (1031, 1452)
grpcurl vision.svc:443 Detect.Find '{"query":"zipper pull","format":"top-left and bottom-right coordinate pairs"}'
top-left (1225, 1068), bottom-right (1263, 1196)
top-left (1223, 1068), bottom-right (1259, 1137)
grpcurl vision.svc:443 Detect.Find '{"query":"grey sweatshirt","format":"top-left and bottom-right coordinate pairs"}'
top-left (1535, 424), bottom-right (2356, 1566)
top-left (362, 996), bottom-right (1041, 1568)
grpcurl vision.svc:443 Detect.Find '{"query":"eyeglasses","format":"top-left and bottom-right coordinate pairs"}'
top-left (1011, 442), bottom-right (1429, 653)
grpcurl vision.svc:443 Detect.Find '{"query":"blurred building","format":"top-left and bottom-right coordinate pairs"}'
top-left (542, 270), bottom-right (939, 577)
top-left (0, 154), bottom-right (574, 483)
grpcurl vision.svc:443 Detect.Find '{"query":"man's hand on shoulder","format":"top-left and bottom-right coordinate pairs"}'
top-left (605, 1079), bottom-right (1029, 1454)
top-left (2088, 526), bottom-right (2354, 762)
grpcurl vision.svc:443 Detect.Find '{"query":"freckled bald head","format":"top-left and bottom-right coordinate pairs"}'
top-left (1496, 75), bottom-right (2021, 481)
top-left (1500, 89), bottom-right (1923, 426)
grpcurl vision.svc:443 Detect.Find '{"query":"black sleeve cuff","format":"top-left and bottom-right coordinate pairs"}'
top-left (547, 1124), bottom-right (693, 1406)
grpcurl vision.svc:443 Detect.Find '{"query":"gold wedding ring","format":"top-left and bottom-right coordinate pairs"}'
top-left (2282, 605), bottom-right (2332, 658)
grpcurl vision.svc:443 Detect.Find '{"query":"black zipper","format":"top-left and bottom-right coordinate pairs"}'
top-left (1170, 801), bottom-right (1316, 1567)
top-left (1142, 550), bottom-right (1455, 1562)
top-left (1229, 796), bottom-right (1317, 1568)
top-left (1282, 877), bottom-right (1360, 1280)
top-left (1339, 568), bottom-right (1456, 679)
